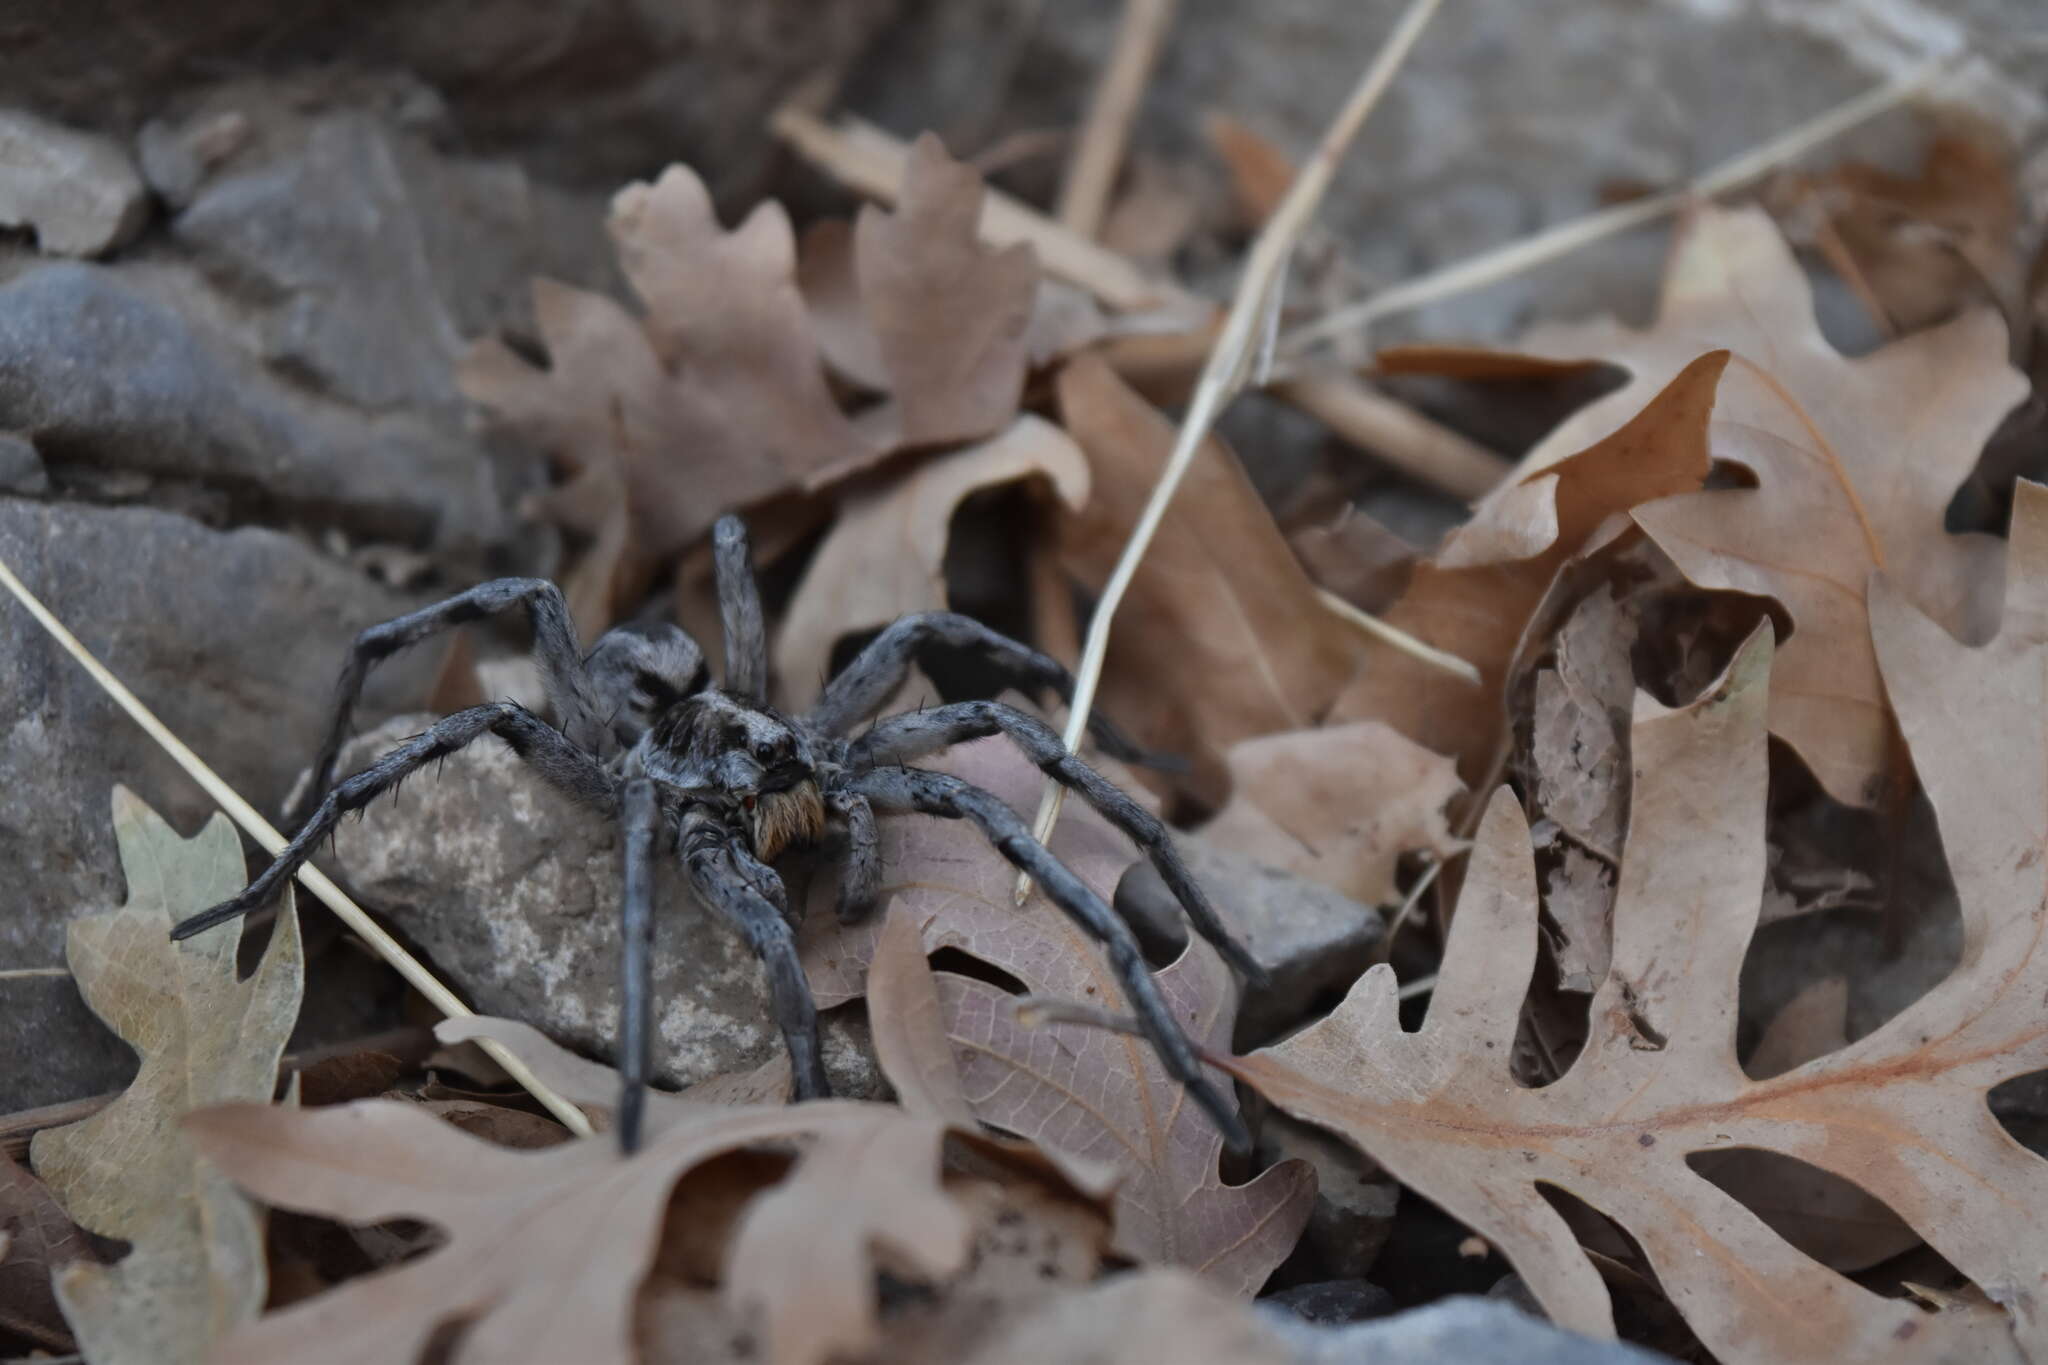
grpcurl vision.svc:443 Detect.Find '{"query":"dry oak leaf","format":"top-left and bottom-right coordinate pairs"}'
top-left (1484, 205), bottom-right (2027, 805)
top-left (854, 133), bottom-right (1038, 449)
top-left (773, 414), bottom-right (1088, 711)
top-left (0, 1151), bottom-right (90, 1352)
top-left (1197, 720), bottom-right (1464, 906)
top-left (459, 164), bottom-right (865, 567)
top-left (1056, 353), bottom-right (1367, 806)
top-left (1689, 978), bottom-right (1920, 1276)
top-left (1527, 584), bottom-right (1637, 862)
top-left (799, 737), bottom-right (1315, 1295)
top-left (32, 789), bottom-right (303, 1365)
top-left (1772, 120), bottom-right (2021, 334)
top-left (1237, 609), bottom-right (2048, 1364)
top-left (1327, 351), bottom-right (1727, 785)
top-left (950, 1268), bottom-right (1294, 1365)
top-left (188, 1016), bottom-right (999, 1365)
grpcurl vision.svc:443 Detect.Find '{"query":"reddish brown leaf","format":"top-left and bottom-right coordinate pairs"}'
top-left (1471, 206), bottom-right (2026, 804)
top-left (800, 738), bottom-right (1314, 1294)
top-left (853, 134), bottom-right (1038, 448)
top-left (1056, 354), bottom-right (1367, 805)
top-left (1198, 721), bottom-right (1464, 905)
top-left (0, 1151), bottom-right (88, 1352)
top-left (1327, 351), bottom-right (1728, 785)
top-left (1235, 544), bottom-right (2048, 1360)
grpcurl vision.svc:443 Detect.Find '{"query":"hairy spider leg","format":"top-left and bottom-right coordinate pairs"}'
top-left (170, 702), bottom-right (614, 940)
top-left (585, 623), bottom-right (710, 749)
top-left (849, 701), bottom-right (1267, 984)
top-left (675, 805), bottom-right (830, 1100)
top-left (844, 764), bottom-right (1253, 1153)
top-left (823, 787), bottom-right (882, 923)
top-left (806, 611), bottom-right (1161, 766)
top-left (293, 579), bottom-right (604, 829)
top-left (618, 778), bottom-right (662, 1153)
top-left (712, 515), bottom-right (768, 702)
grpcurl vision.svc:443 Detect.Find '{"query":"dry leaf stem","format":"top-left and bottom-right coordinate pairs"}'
top-left (1056, 0), bottom-right (1180, 237)
top-left (0, 555), bottom-right (596, 1139)
top-left (1021, 0), bottom-right (1446, 895)
top-left (1285, 59), bottom-right (1947, 354)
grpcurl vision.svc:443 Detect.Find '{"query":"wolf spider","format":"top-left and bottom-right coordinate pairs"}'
top-left (170, 517), bottom-right (1262, 1151)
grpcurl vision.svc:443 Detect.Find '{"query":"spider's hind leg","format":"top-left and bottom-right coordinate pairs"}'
top-left (848, 701), bottom-right (1265, 983)
top-left (848, 764), bottom-right (1252, 1153)
top-left (293, 579), bottom-right (603, 828)
top-left (172, 702), bottom-right (614, 941)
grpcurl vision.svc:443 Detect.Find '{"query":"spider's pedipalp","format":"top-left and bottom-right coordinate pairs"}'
top-left (849, 701), bottom-right (1266, 984)
top-left (675, 806), bottom-right (830, 1103)
top-left (292, 578), bottom-right (603, 829)
top-left (170, 702), bottom-right (613, 941)
top-left (847, 764), bottom-right (1253, 1153)
top-left (807, 611), bottom-right (1155, 764)
top-left (618, 778), bottom-right (662, 1154)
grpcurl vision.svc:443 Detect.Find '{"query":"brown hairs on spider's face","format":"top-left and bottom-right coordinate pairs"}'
top-left (750, 779), bottom-right (826, 861)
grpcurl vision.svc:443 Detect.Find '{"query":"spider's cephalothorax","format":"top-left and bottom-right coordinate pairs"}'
top-left (638, 691), bottom-right (828, 861)
top-left (170, 516), bottom-right (1264, 1153)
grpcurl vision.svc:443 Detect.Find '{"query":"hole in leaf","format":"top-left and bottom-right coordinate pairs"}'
top-left (927, 946), bottom-right (1027, 997)
top-left (1989, 1073), bottom-right (2048, 1158)
top-left (1686, 1147), bottom-right (1920, 1274)
top-left (1533, 1184), bottom-right (1712, 1361)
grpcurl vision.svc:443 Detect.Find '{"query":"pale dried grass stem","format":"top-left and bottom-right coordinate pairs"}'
top-left (1285, 60), bottom-right (1947, 354)
top-left (0, 554), bottom-right (596, 1139)
top-left (1019, 0), bottom-right (1447, 900)
top-left (1056, 0), bottom-right (1180, 238)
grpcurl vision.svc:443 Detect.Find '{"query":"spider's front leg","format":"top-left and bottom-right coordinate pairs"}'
top-left (674, 805), bottom-right (831, 1101)
top-left (291, 578), bottom-right (605, 828)
top-left (617, 779), bottom-right (662, 1153)
top-left (170, 702), bottom-right (615, 941)
top-left (845, 765), bottom-right (1252, 1153)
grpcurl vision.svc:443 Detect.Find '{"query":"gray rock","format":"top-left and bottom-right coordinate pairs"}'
top-left (0, 431), bottom-right (45, 494)
top-left (1265, 1295), bottom-right (1674, 1365)
top-left (0, 261), bottom-right (508, 553)
top-left (1264, 1279), bottom-right (1396, 1326)
top-left (326, 714), bottom-right (881, 1098)
top-left (0, 110), bottom-right (148, 257)
top-left (849, 0), bottom-right (2045, 350)
top-left (136, 109), bottom-right (252, 211)
top-left (158, 91), bottom-right (616, 415)
top-left (0, 500), bottom-right (434, 1107)
top-left (174, 112), bottom-right (466, 412)
top-left (1117, 837), bottom-right (1385, 1045)
top-left (0, 1), bottom-right (899, 196)
top-left (1258, 1111), bottom-right (1400, 1281)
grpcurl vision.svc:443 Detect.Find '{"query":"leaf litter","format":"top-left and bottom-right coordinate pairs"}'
top-left (17, 22), bottom-right (2048, 1365)
top-left (32, 790), bottom-right (303, 1365)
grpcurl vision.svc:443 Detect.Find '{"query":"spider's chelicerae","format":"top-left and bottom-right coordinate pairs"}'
top-left (170, 517), bottom-right (1262, 1152)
